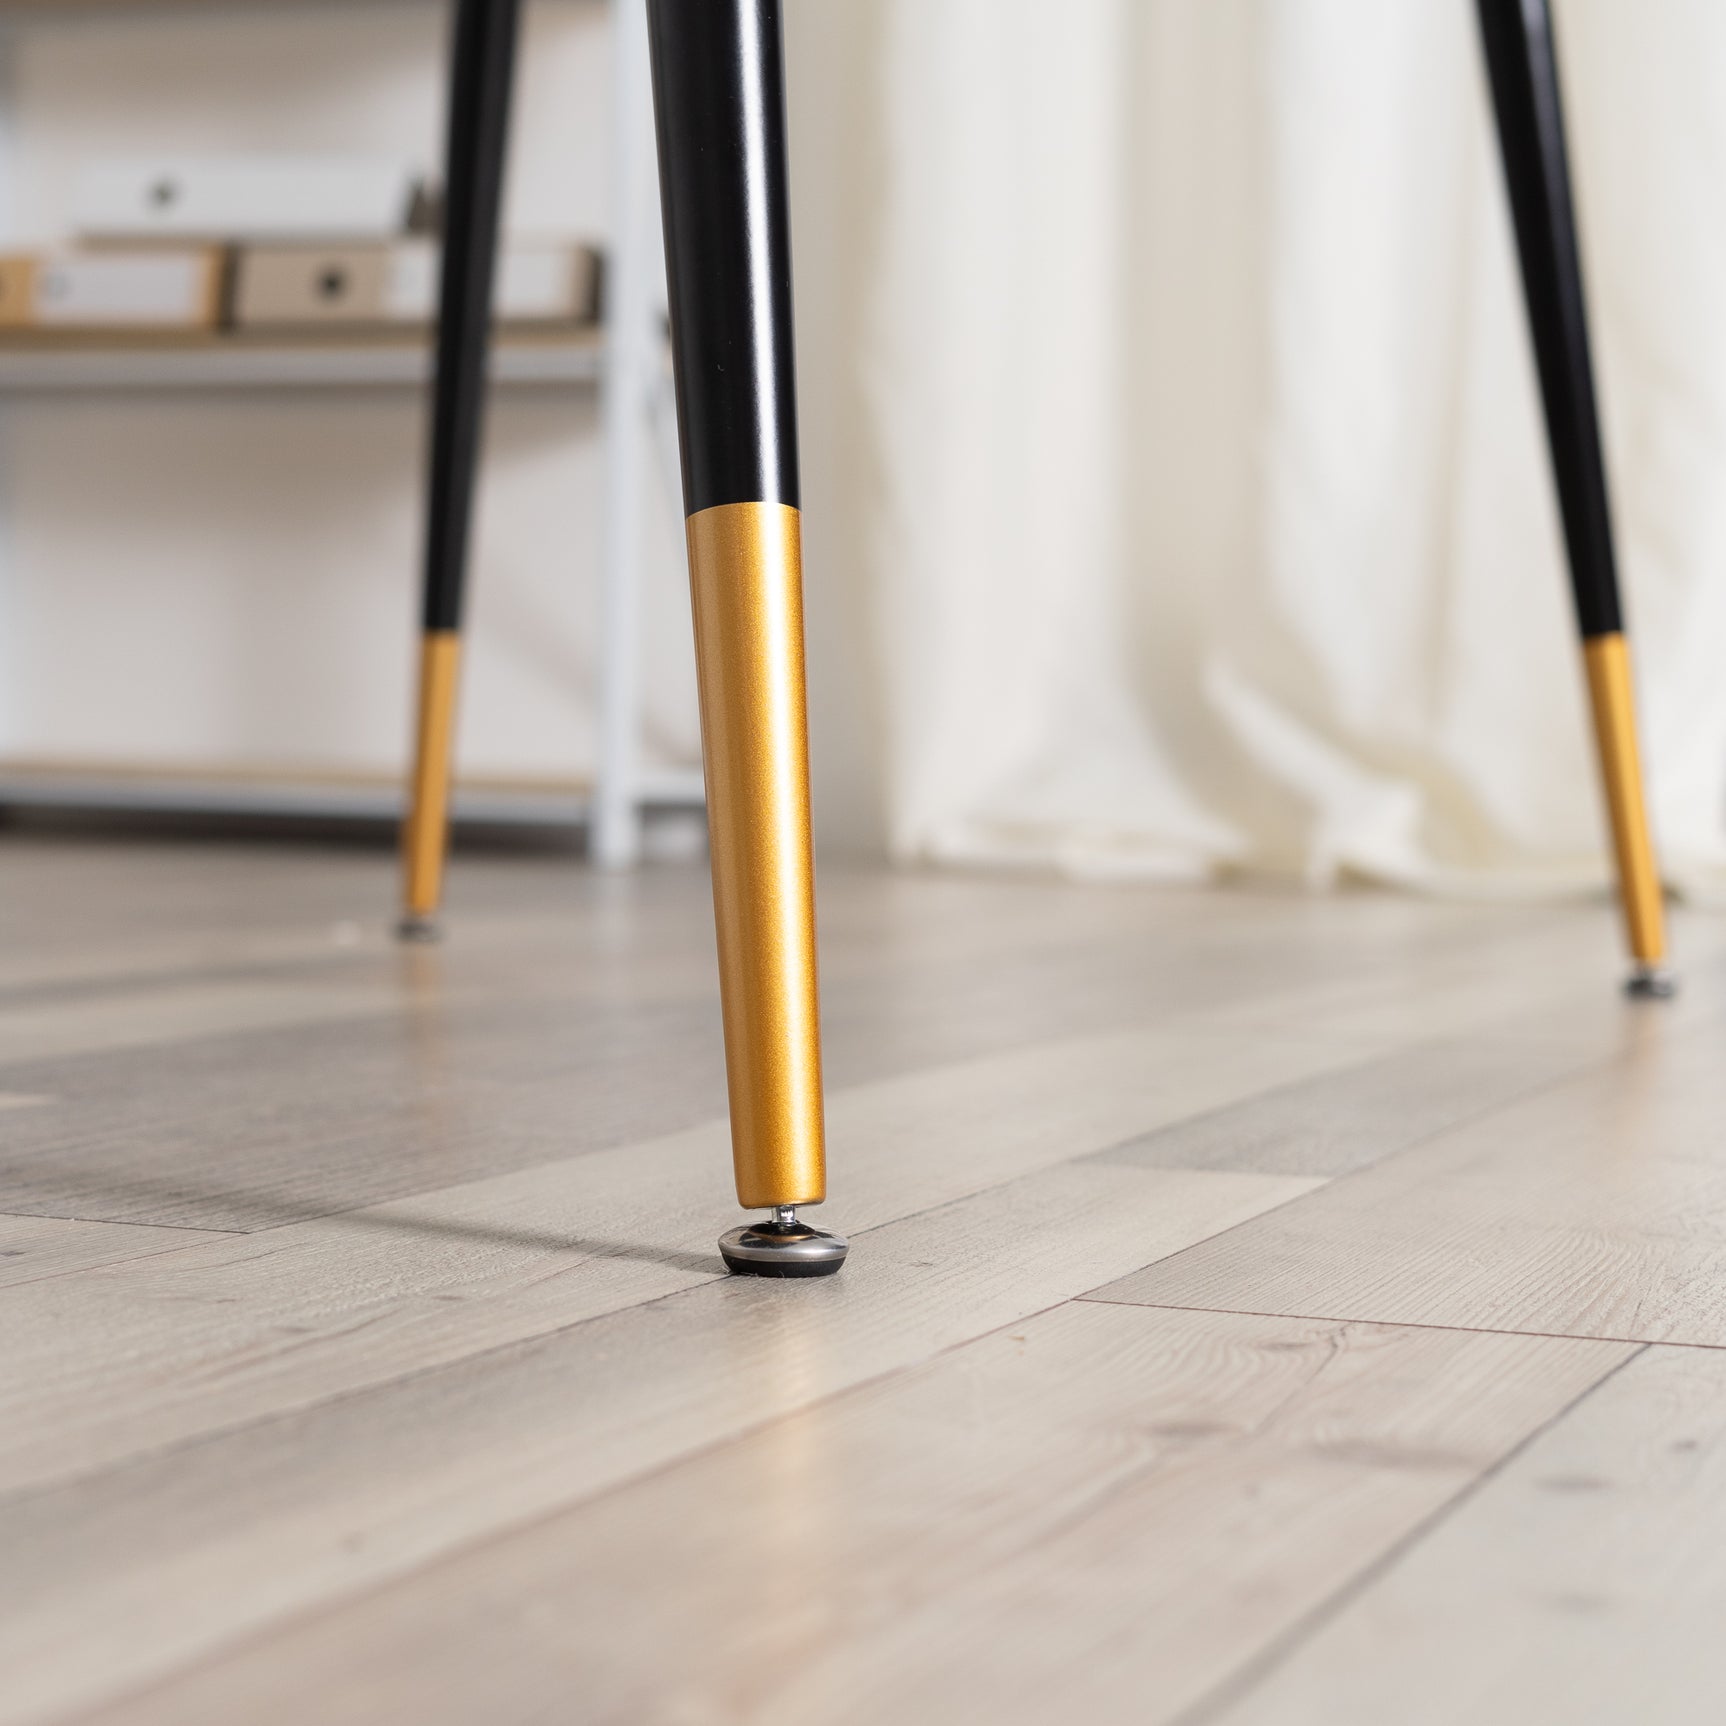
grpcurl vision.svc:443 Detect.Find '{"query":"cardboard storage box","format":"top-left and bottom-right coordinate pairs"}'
top-left (230, 246), bottom-right (394, 327)
top-left (233, 241), bottom-right (602, 331)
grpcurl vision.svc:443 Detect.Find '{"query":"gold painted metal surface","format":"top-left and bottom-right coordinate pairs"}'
top-left (401, 630), bottom-right (462, 919)
top-left (686, 501), bottom-right (826, 1208)
top-left (1583, 632), bottom-right (1666, 964)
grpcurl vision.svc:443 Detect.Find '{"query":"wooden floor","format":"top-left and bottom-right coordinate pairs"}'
top-left (3, 833), bottom-right (1725, 1724)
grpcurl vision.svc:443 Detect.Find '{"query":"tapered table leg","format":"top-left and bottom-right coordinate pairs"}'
top-left (399, 0), bottom-right (522, 942)
top-left (1477, 0), bottom-right (1673, 997)
top-left (647, 0), bottom-right (844, 1274)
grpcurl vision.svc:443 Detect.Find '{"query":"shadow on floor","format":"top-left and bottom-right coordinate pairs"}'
top-left (13, 1166), bottom-right (723, 1279)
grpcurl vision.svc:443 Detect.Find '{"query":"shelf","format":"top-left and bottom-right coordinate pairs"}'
top-left (0, 331), bottom-right (605, 392)
top-left (0, 2), bottom-right (425, 11)
top-left (0, 762), bottom-right (706, 825)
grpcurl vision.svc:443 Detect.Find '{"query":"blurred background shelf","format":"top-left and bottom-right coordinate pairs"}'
top-left (0, 330), bottom-right (605, 391)
top-left (0, 2), bottom-right (434, 10)
top-left (0, 759), bottom-right (705, 825)
top-left (0, 0), bottom-right (688, 862)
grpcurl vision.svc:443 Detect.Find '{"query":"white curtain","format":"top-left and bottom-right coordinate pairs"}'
top-left (789, 0), bottom-right (1726, 899)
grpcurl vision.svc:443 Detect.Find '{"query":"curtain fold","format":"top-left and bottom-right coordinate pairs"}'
top-left (801, 0), bottom-right (1726, 898)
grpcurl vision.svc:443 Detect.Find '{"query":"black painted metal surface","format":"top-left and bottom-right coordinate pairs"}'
top-left (421, 0), bottom-right (522, 633)
top-left (647, 0), bottom-right (800, 516)
top-left (1477, 0), bottom-right (1622, 640)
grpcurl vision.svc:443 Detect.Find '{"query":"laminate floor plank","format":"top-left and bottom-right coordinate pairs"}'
top-left (0, 1160), bottom-right (1314, 1726)
top-left (2, 851), bottom-right (1687, 1233)
top-left (71, 1305), bottom-right (1627, 1726)
top-left (1090, 1034), bottom-right (1593, 1179)
top-left (0, 1020), bottom-right (1367, 1498)
top-left (2, 838), bottom-right (1714, 1724)
top-left (0, 857), bottom-right (1440, 1232)
top-left (0, 840), bottom-right (1285, 1000)
top-left (813, 880), bottom-right (1599, 1084)
top-left (0, 967), bottom-right (443, 1067)
top-left (0, 841), bottom-right (430, 994)
top-left (0, 989), bottom-right (731, 1229)
top-left (0, 1213), bottom-right (229, 1288)
top-left (1094, 1013), bottom-right (1726, 1345)
top-left (1208, 1341), bottom-right (1726, 1726)
top-left (0, 834), bottom-right (1529, 987)
top-left (1181, 913), bottom-right (1726, 1054)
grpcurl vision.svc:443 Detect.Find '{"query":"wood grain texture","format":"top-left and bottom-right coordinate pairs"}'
top-left (1091, 1035), bottom-right (1591, 1178)
top-left (0, 849), bottom-right (1420, 1232)
top-left (2, 839), bottom-right (1717, 1725)
top-left (0, 1020), bottom-right (1358, 1497)
top-left (1179, 908), bottom-right (1726, 1055)
top-left (0, 988), bottom-right (731, 1229)
top-left (73, 1305), bottom-right (1626, 1726)
top-left (1208, 1342), bottom-right (1726, 1726)
top-left (1093, 1012), bottom-right (1726, 1345)
top-left (0, 1161), bottom-right (1314, 1725)
top-left (0, 964), bottom-right (431, 1066)
top-left (0, 1212), bottom-right (225, 1287)
top-left (4, 843), bottom-right (1694, 1233)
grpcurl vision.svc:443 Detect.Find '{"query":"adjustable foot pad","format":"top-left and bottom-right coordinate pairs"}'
top-left (1625, 964), bottom-right (1677, 1001)
top-left (397, 915), bottom-right (443, 944)
top-left (720, 1216), bottom-right (848, 1278)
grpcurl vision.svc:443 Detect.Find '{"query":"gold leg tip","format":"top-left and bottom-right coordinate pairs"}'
top-left (397, 914), bottom-right (444, 945)
top-left (1625, 964), bottom-right (1677, 1001)
top-left (719, 1209), bottom-right (847, 1278)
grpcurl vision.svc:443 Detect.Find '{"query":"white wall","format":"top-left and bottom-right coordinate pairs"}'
top-left (0, 0), bottom-right (702, 786)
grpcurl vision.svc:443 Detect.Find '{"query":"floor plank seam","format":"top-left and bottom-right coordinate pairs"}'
top-left (1067, 1004), bottom-right (1726, 1319)
top-left (1082, 1033), bottom-right (1607, 1182)
top-left (1064, 1174), bottom-right (1343, 1306)
top-left (56, 1289), bottom-right (1107, 1723)
top-left (0, 1257), bottom-right (701, 1514)
top-left (0, 1187), bottom-right (1029, 1509)
top-left (1166, 1340), bottom-right (1653, 1726)
top-left (167, 1017), bottom-right (1422, 1242)
top-left (0, 1208), bottom-right (242, 1237)
top-left (0, 1244), bottom-right (249, 1294)
top-left (0, 950), bottom-right (383, 1010)
top-left (0, 1132), bottom-right (1256, 1515)
top-left (1074, 1295), bottom-right (1726, 1353)
top-left (1238, 1039), bottom-right (1607, 1187)
top-left (0, 1119), bottom-right (1322, 1505)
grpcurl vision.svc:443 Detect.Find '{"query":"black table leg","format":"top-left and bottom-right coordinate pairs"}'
top-left (400, 0), bottom-right (522, 942)
top-left (647, 0), bottom-right (845, 1275)
top-left (1477, 0), bottom-right (1673, 997)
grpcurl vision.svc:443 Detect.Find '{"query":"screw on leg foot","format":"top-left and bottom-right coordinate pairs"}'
top-left (719, 1206), bottom-right (848, 1278)
top-left (1624, 963), bottom-right (1676, 1000)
